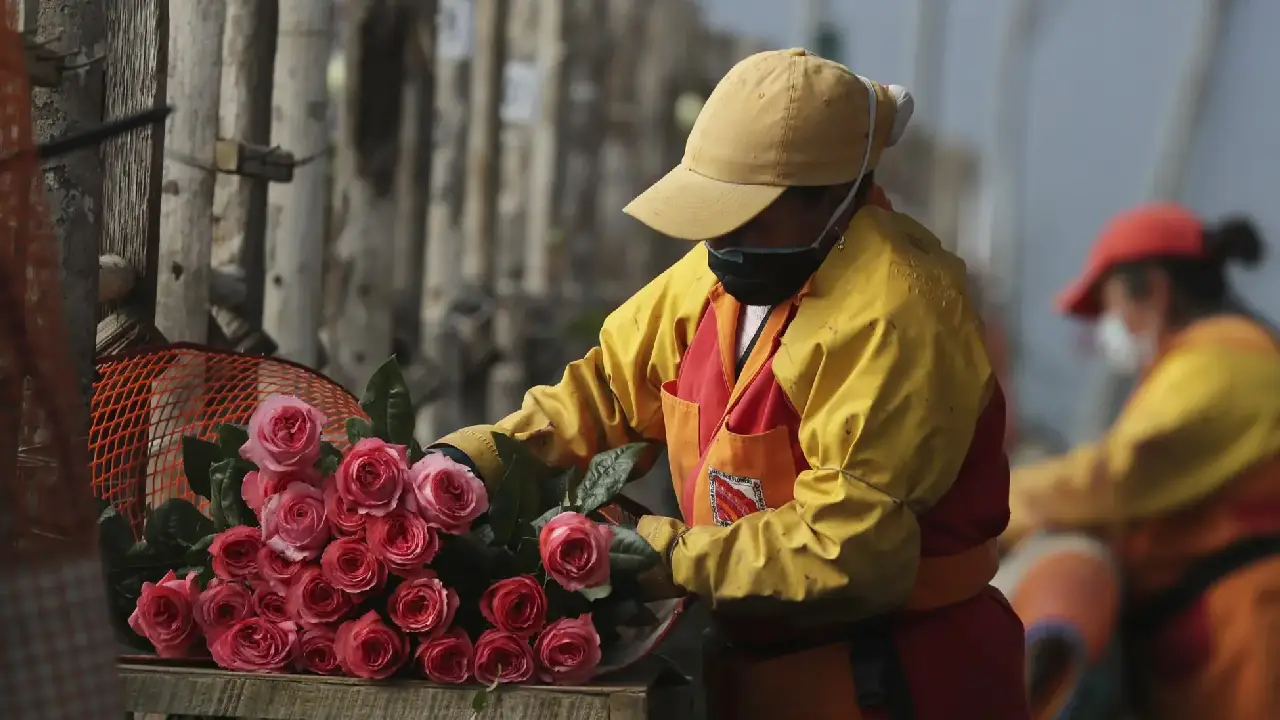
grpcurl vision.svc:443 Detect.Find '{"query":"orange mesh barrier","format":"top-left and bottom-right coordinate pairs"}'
top-left (91, 344), bottom-right (368, 537)
top-left (0, 25), bottom-right (125, 718)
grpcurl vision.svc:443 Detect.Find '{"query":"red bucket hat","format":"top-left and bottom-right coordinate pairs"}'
top-left (1057, 202), bottom-right (1206, 319)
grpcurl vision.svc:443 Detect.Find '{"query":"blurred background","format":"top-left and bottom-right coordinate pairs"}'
top-left (24, 0), bottom-right (1276, 524)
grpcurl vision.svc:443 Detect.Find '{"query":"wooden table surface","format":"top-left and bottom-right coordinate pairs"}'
top-left (119, 660), bottom-right (693, 720)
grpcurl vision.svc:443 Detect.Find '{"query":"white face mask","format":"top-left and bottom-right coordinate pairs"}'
top-left (1095, 313), bottom-right (1154, 373)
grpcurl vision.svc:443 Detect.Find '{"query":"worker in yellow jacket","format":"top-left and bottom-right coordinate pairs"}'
top-left (1005, 203), bottom-right (1280, 719)
top-left (436, 49), bottom-right (1028, 720)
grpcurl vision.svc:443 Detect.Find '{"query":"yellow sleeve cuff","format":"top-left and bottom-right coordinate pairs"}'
top-left (432, 425), bottom-right (505, 486)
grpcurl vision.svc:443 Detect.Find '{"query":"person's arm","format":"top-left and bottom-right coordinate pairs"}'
top-left (434, 246), bottom-right (716, 483)
top-left (639, 248), bottom-right (995, 617)
top-left (1007, 344), bottom-right (1280, 535)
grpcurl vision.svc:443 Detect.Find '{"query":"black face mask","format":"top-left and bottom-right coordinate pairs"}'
top-left (705, 243), bottom-right (828, 306)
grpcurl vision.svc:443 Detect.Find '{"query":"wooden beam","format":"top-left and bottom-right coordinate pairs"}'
top-left (155, 0), bottom-right (226, 342)
top-left (101, 0), bottom-right (167, 325)
top-left (212, 0), bottom-right (277, 326)
top-left (263, 0), bottom-right (332, 366)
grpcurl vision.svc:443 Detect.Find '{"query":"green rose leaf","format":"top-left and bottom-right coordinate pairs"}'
top-left (144, 498), bottom-right (215, 554)
top-left (529, 505), bottom-right (562, 533)
top-left (209, 458), bottom-right (258, 530)
top-left (608, 525), bottom-right (660, 576)
top-left (360, 356), bottom-right (415, 445)
top-left (180, 436), bottom-right (223, 500)
top-left (318, 441), bottom-right (343, 476)
top-left (346, 416), bottom-right (374, 446)
top-left (97, 505), bottom-right (135, 563)
top-left (184, 533), bottom-right (216, 566)
top-left (574, 443), bottom-right (649, 516)
top-left (408, 438), bottom-right (426, 464)
top-left (214, 423), bottom-right (249, 457)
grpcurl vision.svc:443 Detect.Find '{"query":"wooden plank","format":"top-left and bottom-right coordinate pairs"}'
top-left (119, 663), bottom-right (691, 720)
top-left (101, 0), bottom-right (167, 324)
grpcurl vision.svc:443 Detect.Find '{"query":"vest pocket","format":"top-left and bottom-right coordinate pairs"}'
top-left (660, 380), bottom-right (700, 518)
top-left (704, 425), bottom-right (799, 525)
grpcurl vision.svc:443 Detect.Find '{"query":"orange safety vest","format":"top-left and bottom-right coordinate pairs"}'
top-left (661, 284), bottom-right (1027, 720)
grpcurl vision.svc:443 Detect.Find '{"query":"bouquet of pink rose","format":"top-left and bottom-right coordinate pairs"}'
top-left (99, 358), bottom-right (670, 694)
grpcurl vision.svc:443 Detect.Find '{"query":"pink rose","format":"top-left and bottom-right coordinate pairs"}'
top-left (335, 611), bottom-right (410, 680)
top-left (324, 475), bottom-right (367, 536)
top-left (261, 482), bottom-right (330, 562)
top-left (365, 508), bottom-right (440, 575)
top-left (387, 574), bottom-right (458, 637)
top-left (538, 512), bottom-right (613, 592)
top-left (414, 628), bottom-right (474, 684)
top-left (209, 525), bottom-right (263, 581)
top-left (210, 617), bottom-right (300, 672)
top-left (297, 626), bottom-right (342, 675)
top-left (255, 545), bottom-right (304, 593)
top-left (534, 614), bottom-right (602, 685)
top-left (252, 588), bottom-right (290, 624)
top-left (405, 453), bottom-right (489, 534)
top-left (128, 570), bottom-right (202, 657)
top-left (335, 438), bottom-right (408, 516)
top-left (240, 395), bottom-right (327, 473)
top-left (473, 629), bottom-right (535, 685)
top-left (286, 566), bottom-right (354, 627)
top-left (480, 575), bottom-right (548, 638)
top-left (243, 466), bottom-right (320, 514)
top-left (193, 579), bottom-right (254, 644)
top-left (320, 537), bottom-right (387, 596)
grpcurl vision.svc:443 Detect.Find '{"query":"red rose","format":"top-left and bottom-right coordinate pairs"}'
top-left (534, 614), bottom-right (602, 685)
top-left (209, 525), bottom-right (263, 581)
top-left (335, 437), bottom-right (408, 516)
top-left (243, 466), bottom-right (320, 515)
top-left (128, 570), bottom-right (201, 657)
top-left (240, 395), bottom-right (326, 473)
top-left (479, 575), bottom-right (547, 638)
top-left (262, 482), bottom-right (330, 562)
top-left (387, 573), bottom-right (458, 637)
top-left (210, 617), bottom-right (300, 672)
top-left (320, 537), bottom-right (387, 596)
top-left (324, 475), bottom-right (367, 536)
top-left (365, 507), bottom-right (440, 575)
top-left (473, 629), bottom-right (535, 685)
top-left (296, 625), bottom-right (342, 675)
top-left (255, 545), bottom-right (304, 593)
top-left (335, 611), bottom-right (410, 680)
top-left (414, 628), bottom-right (474, 684)
top-left (538, 512), bottom-right (613, 592)
top-left (252, 588), bottom-right (290, 624)
top-left (193, 579), bottom-right (254, 644)
top-left (286, 566), bottom-right (354, 627)
top-left (405, 453), bottom-right (488, 534)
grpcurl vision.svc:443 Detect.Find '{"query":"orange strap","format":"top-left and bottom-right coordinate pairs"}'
top-left (903, 539), bottom-right (1000, 611)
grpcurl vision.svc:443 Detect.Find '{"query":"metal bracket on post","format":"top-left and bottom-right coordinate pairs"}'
top-left (213, 139), bottom-right (299, 182)
top-left (21, 33), bottom-right (102, 88)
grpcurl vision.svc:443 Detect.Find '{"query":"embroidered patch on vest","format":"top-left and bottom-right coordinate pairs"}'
top-left (708, 467), bottom-right (768, 526)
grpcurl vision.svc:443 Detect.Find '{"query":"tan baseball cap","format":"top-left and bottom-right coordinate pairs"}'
top-left (624, 48), bottom-right (914, 242)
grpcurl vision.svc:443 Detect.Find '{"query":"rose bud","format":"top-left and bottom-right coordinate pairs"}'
top-left (335, 611), bottom-right (410, 680)
top-left (255, 545), bottom-right (305, 593)
top-left (240, 395), bottom-right (327, 474)
top-left (252, 588), bottom-right (291, 625)
top-left (320, 537), bottom-right (387, 597)
top-left (193, 579), bottom-right (254, 644)
top-left (209, 525), bottom-right (263, 581)
top-left (210, 617), bottom-right (300, 672)
top-left (534, 614), bottom-right (603, 685)
top-left (243, 466), bottom-right (321, 515)
top-left (414, 628), bottom-right (474, 684)
top-left (404, 453), bottom-right (488, 534)
top-left (387, 573), bottom-right (458, 638)
top-left (474, 629), bottom-right (535, 685)
top-left (538, 512), bottom-right (613, 593)
top-left (365, 507), bottom-right (441, 575)
top-left (297, 625), bottom-right (342, 675)
top-left (286, 566), bottom-right (354, 627)
top-left (324, 475), bottom-right (367, 537)
top-left (479, 575), bottom-right (548, 638)
top-left (335, 437), bottom-right (409, 517)
top-left (128, 570), bottom-right (202, 658)
top-left (262, 482), bottom-right (331, 562)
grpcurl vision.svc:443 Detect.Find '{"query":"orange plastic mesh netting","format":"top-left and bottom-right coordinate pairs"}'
top-left (91, 345), bottom-right (367, 537)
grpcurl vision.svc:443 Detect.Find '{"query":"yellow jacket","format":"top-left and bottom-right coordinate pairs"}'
top-left (1006, 316), bottom-right (1280, 543)
top-left (437, 206), bottom-right (996, 611)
